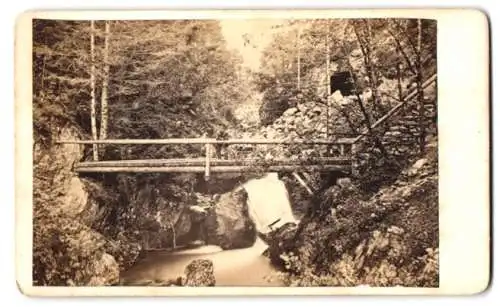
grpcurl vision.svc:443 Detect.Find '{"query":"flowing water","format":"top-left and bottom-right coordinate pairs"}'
top-left (121, 173), bottom-right (296, 286)
top-left (243, 173), bottom-right (298, 234)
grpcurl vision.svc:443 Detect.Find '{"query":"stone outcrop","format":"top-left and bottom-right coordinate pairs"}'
top-left (129, 259), bottom-right (217, 287)
top-left (86, 253), bottom-right (120, 286)
top-left (204, 188), bottom-right (257, 250)
top-left (184, 259), bottom-right (216, 286)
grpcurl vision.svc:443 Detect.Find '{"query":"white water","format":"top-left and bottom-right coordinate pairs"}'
top-left (243, 172), bottom-right (298, 234)
top-left (121, 173), bottom-right (295, 286)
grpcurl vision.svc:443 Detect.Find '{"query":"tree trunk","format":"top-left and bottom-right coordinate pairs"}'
top-left (396, 62), bottom-right (403, 101)
top-left (297, 27), bottom-right (301, 90)
top-left (387, 23), bottom-right (417, 76)
top-left (99, 21), bottom-right (111, 144)
top-left (326, 27), bottom-right (331, 96)
top-left (90, 20), bottom-right (98, 161)
top-left (416, 19), bottom-right (425, 153)
top-left (341, 31), bottom-right (390, 159)
top-left (354, 20), bottom-right (383, 115)
top-left (326, 25), bottom-right (331, 138)
top-left (168, 221), bottom-right (176, 249)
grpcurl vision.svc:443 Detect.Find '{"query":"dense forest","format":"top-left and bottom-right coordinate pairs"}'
top-left (32, 18), bottom-right (438, 287)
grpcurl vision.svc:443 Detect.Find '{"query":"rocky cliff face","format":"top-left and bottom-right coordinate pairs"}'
top-left (33, 126), bottom-right (133, 286)
top-left (33, 127), bottom-right (209, 286)
top-left (267, 140), bottom-right (439, 287)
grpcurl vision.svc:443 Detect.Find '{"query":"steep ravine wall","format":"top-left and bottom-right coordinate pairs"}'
top-left (33, 126), bottom-right (128, 285)
top-left (33, 125), bottom-right (257, 286)
top-left (267, 141), bottom-right (438, 287)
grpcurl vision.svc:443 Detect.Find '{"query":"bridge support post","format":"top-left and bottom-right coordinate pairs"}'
top-left (204, 139), bottom-right (211, 181)
top-left (350, 143), bottom-right (358, 176)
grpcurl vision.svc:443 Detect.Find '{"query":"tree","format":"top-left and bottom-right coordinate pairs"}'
top-left (99, 21), bottom-right (111, 143)
top-left (90, 20), bottom-right (98, 160)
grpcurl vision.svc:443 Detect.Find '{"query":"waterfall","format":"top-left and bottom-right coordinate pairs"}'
top-left (242, 173), bottom-right (298, 235)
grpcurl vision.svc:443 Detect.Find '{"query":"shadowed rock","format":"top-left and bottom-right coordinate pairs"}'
top-left (204, 188), bottom-right (257, 250)
top-left (184, 259), bottom-right (216, 286)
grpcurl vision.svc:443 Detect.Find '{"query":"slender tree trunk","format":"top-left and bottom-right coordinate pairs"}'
top-left (336, 106), bottom-right (359, 133)
top-left (355, 20), bottom-right (382, 115)
top-left (347, 67), bottom-right (389, 158)
top-left (387, 25), bottom-right (417, 76)
top-left (100, 21), bottom-right (111, 145)
top-left (297, 27), bottom-right (301, 90)
top-left (396, 62), bottom-right (403, 102)
top-left (341, 32), bottom-right (390, 158)
top-left (90, 20), bottom-right (98, 161)
top-left (416, 19), bottom-right (425, 153)
top-left (326, 26), bottom-right (331, 138)
top-left (168, 221), bottom-right (176, 249)
top-left (326, 28), bottom-right (331, 96)
top-left (393, 20), bottom-right (419, 57)
top-left (396, 61), bottom-right (405, 115)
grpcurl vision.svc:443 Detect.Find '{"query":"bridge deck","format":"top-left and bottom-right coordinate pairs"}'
top-left (58, 137), bottom-right (357, 145)
top-left (74, 157), bottom-right (352, 173)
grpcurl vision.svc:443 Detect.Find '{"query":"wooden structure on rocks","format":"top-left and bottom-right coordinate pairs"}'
top-left (58, 74), bottom-right (437, 180)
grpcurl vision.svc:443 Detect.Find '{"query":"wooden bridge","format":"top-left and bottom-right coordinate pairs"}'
top-left (58, 74), bottom-right (437, 179)
top-left (60, 137), bottom-right (357, 178)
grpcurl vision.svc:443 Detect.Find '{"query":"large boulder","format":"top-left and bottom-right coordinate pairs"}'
top-left (86, 253), bottom-right (120, 286)
top-left (133, 259), bottom-right (217, 287)
top-left (184, 259), bottom-right (216, 286)
top-left (204, 188), bottom-right (257, 250)
top-left (283, 107), bottom-right (298, 117)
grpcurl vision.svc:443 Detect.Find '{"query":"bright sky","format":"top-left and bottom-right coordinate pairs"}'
top-left (219, 19), bottom-right (285, 71)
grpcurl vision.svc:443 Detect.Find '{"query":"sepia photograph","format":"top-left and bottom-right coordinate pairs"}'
top-left (15, 9), bottom-right (489, 296)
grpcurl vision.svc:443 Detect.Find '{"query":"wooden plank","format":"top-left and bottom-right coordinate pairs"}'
top-left (292, 172), bottom-right (314, 195)
top-left (74, 164), bottom-right (351, 173)
top-left (76, 157), bottom-right (353, 168)
top-left (57, 137), bottom-right (356, 145)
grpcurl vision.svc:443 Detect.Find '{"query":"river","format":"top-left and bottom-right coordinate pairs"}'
top-left (121, 172), bottom-right (296, 286)
top-left (120, 238), bottom-right (284, 286)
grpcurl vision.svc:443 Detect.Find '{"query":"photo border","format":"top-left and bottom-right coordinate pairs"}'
top-left (15, 8), bottom-right (490, 296)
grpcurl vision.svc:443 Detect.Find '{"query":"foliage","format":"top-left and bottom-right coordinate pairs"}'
top-left (254, 18), bottom-right (437, 126)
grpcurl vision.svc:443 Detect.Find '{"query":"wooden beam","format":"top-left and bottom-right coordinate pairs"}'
top-left (57, 138), bottom-right (356, 145)
top-left (76, 157), bottom-right (352, 168)
top-left (292, 172), bottom-right (314, 195)
top-left (74, 164), bottom-right (351, 173)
